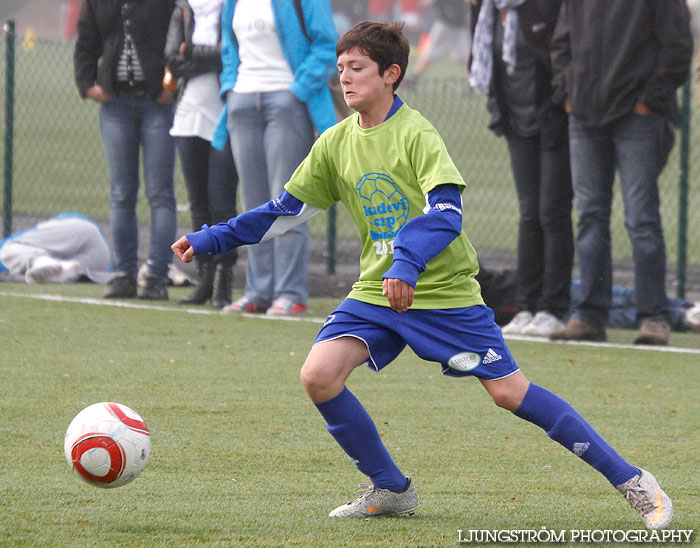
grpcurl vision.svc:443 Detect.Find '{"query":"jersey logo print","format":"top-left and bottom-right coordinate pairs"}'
top-left (355, 172), bottom-right (409, 240)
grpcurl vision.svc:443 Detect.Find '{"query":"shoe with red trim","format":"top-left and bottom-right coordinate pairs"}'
top-left (266, 297), bottom-right (307, 316)
top-left (222, 295), bottom-right (266, 314)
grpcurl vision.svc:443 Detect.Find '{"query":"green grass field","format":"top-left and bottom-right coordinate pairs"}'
top-left (1, 283), bottom-right (699, 547)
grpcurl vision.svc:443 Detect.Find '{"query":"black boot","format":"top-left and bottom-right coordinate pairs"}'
top-left (210, 255), bottom-right (234, 309)
top-left (178, 258), bottom-right (214, 305)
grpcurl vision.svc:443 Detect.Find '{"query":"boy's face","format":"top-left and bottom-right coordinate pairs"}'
top-left (337, 47), bottom-right (399, 111)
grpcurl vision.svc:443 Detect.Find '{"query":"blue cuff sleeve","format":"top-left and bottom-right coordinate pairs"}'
top-left (383, 259), bottom-right (421, 288)
top-left (382, 184), bottom-right (463, 287)
top-left (187, 191), bottom-right (305, 255)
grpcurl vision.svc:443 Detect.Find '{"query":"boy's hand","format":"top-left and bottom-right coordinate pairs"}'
top-left (382, 278), bottom-right (414, 313)
top-left (171, 236), bottom-right (195, 263)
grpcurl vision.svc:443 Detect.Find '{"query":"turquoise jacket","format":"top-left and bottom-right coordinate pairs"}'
top-left (212, 0), bottom-right (338, 149)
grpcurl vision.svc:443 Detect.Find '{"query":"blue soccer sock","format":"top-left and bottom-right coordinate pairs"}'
top-left (513, 383), bottom-right (639, 486)
top-left (314, 386), bottom-right (408, 492)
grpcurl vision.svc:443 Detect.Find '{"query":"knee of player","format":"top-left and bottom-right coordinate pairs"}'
top-left (299, 363), bottom-right (326, 393)
top-left (488, 386), bottom-right (522, 411)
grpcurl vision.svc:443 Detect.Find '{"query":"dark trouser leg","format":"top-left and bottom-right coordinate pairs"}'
top-left (505, 131), bottom-right (543, 313)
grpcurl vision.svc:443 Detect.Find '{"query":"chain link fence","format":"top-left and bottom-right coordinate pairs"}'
top-left (2, 29), bottom-right (699, 298)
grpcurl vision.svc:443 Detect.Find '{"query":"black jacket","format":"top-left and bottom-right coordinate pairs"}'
top-left (74, 0), bottom-right (175, 99)
top-left (471, 0), bottom-right (567, 147)
top-left (164, 0), bottom-right (222, 85)
top-left (550, 0), bottom-right (693, 127)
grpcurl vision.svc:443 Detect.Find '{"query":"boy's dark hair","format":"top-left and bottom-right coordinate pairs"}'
top-left (336, 21), bottom-right (409, 90)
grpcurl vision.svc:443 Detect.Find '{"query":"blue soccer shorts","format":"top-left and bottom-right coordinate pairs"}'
top-left (314, 299), bottom-right (519, 380)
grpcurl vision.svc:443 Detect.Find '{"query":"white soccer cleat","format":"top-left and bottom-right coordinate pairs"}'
top-left (617, 469), bottom-right (673, 530)
top-left (329, 477), bottom-right (417, 518)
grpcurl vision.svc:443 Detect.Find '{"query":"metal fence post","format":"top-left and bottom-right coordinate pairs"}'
top-left (677, 76), bottom-right (691, 300)
top-left (3, 20), bottom-right (15, 238)
top-left (326, 203), bottom-right (336, 275)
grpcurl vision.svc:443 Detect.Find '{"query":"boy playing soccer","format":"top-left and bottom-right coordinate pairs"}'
top-left (172, 21), bottom-right (672, 529)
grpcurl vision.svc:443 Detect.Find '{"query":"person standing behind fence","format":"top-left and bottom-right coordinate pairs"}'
top-left (165, 0), bottom-right (239, 309)
top-left (549, 0), bottom-right (693, 345)
top-left (74, 0), bottom-right (177, 300)
top-left (469, 0), bottom-right (573, 337)
top-left (211, 0), bottom-right (337, 316)
top-left (407, 0), bottom-right (470, 83)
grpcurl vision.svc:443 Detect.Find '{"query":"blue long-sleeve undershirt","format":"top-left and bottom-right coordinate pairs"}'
top-left (382, 184), bottom-right (463, 288)
top-left (186, 191), bottom-right (318, 255)
top-left (186, 184), bottom-right (464, 289)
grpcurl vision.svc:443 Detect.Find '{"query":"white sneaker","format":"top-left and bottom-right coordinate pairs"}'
top-left (617, 469), bottom-right (673, 530)
top-left (266, 297), bottom-right (307, 316)
top-left (501, 311), bottom-right (533, 335)
top-left (25, 256), bottom-right (63, 284)
top-left (521, 311), bottom-right (565, 336)
top-left (684, 303), bottom-right (700, 333)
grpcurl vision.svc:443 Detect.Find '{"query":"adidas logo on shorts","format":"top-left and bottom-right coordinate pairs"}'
top-left (482, 348), bottom-right (502, 365)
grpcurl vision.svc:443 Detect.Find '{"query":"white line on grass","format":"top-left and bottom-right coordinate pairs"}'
top-left (4, 290), bottom-right (700, 355)
top-left (0, 290), bottom-right (328, 322)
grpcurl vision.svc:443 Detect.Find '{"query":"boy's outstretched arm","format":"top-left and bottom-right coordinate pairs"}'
top-left (172, 236), bottom-right (196, 263)
top-left (382, 184), bottom-right (463, 312)
top-left (171, 191), bottom-right (322, 262)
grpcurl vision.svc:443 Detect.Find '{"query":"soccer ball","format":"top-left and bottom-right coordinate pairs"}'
top-left (64, 402), bottom-right (151, 488)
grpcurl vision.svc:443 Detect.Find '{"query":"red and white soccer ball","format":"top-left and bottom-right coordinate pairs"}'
top-left (64, 402), bottom-right (151, 488)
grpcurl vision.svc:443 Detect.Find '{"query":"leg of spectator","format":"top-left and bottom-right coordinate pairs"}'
top-left (99, 98), bottom-right (141, 277)
top-left (228, 92), bottom-right (274, 307)
top-left (539, 135), bottom-right (574, 319)
top-left (567, 117), bottom-right (615, 328)
top-left (263, 90), bottom-right (314, 307)
top-left (615, 113), bottom-right (670, 323)
top-left (504, 130), bottom-right (543, 314)
top-left (141, 99), bottom-right (176, 279)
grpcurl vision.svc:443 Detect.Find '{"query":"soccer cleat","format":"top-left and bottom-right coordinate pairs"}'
top-left (550, 316), bottom-right (606, 342)
top-left (633, 319), bottom-right (670, 346)
top-left (222, 295), bottom-right (267, 314)
top-left (617, 469), bottom-right (673, 530)
top-left (521, 311), bottom-right (565, 337)
top-left (501, 311), bottom-right (533, 335)
top-left (328, 477), bottom-right (417, 518)
top-left (266, 297), bottom-right (307, 316)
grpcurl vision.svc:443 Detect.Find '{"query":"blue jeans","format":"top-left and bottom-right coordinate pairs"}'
top-left (227, 90), bottom-right (314, 305)
top-left (568, 113), bottom-right (669, 326)
top-left (99, 97), bottom-right (176, 278)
